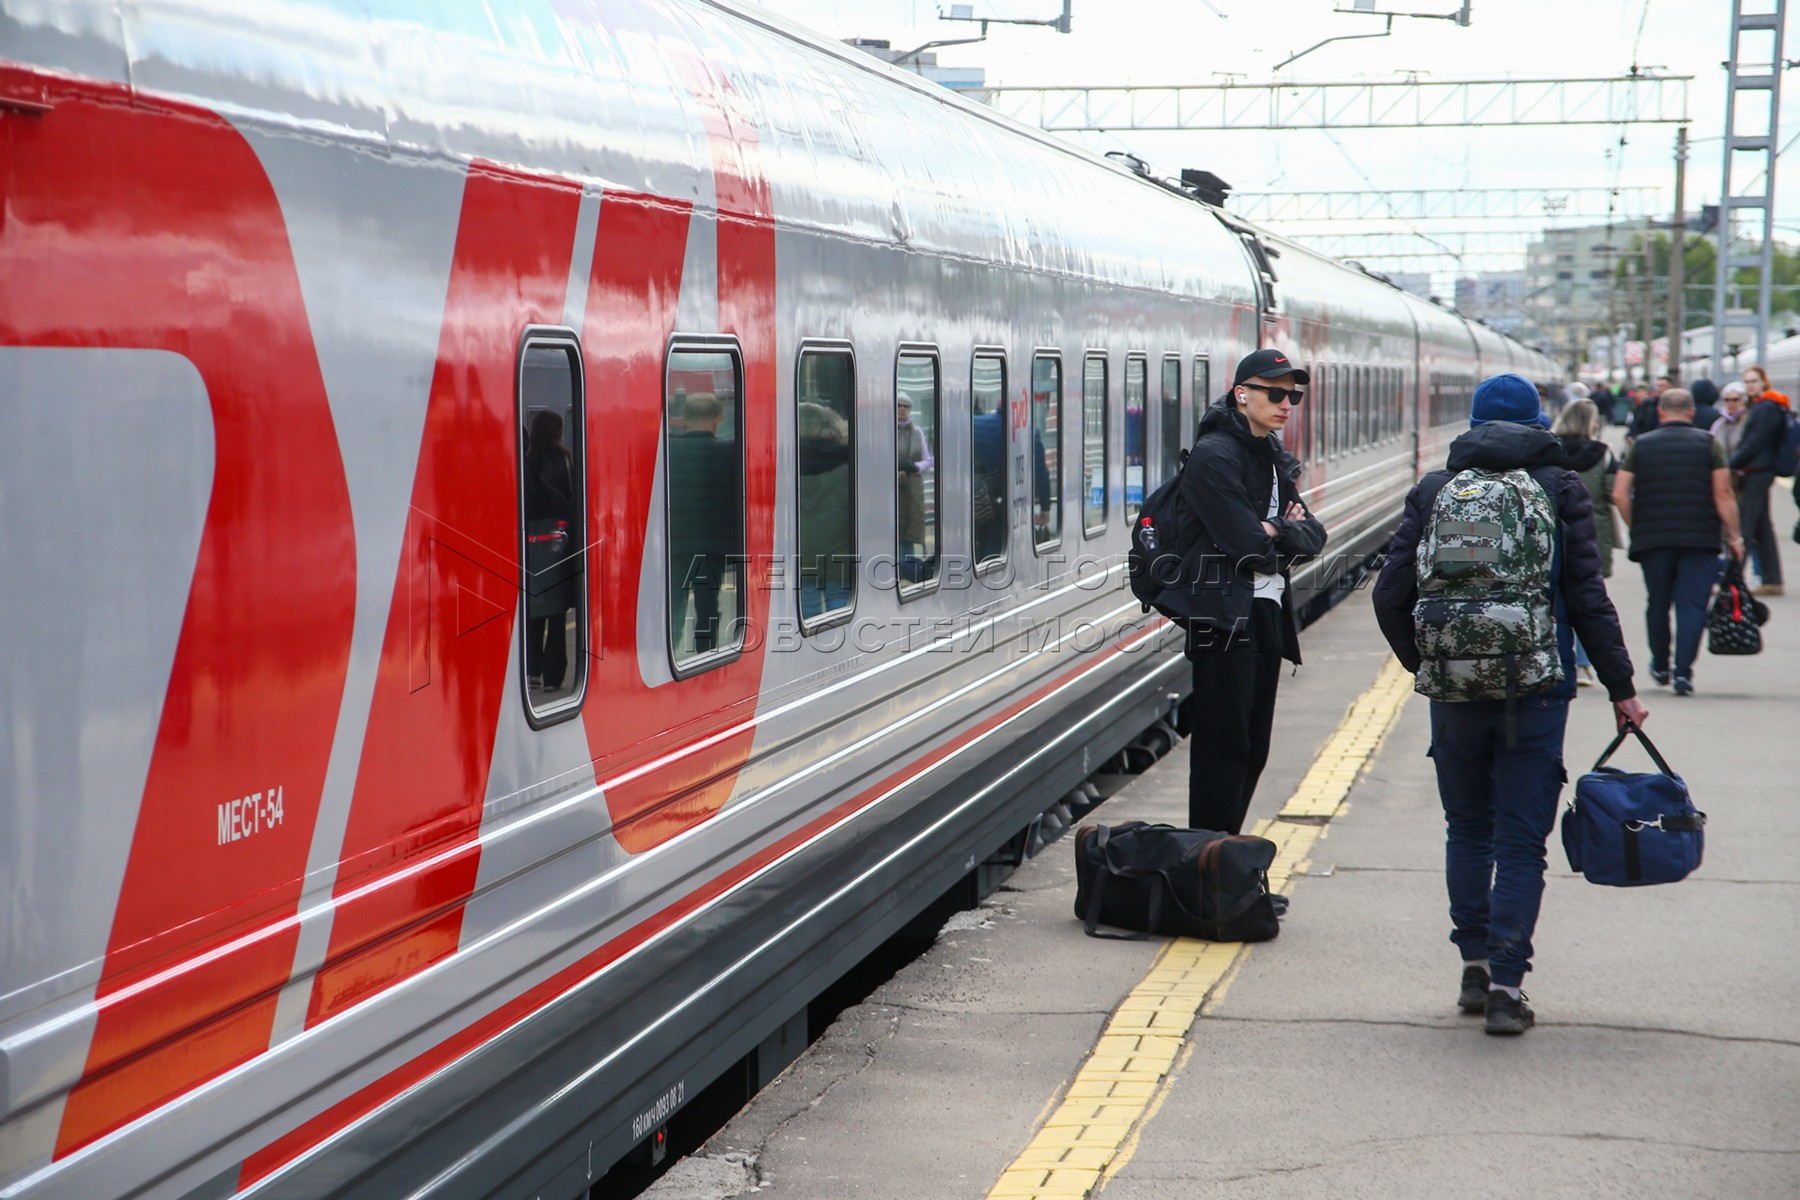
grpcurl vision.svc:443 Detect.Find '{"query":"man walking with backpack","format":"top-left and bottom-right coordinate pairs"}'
top-left (1373, 373), bottom-right (1647, 1036)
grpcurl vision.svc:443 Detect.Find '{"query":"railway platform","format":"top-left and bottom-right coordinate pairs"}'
top-left (645, 531), bottom-right (1800, 1200)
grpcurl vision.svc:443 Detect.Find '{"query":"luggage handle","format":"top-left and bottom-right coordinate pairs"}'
top-left (1591, 720), bottom-right (1676, 778)
top-left (1082, 826), bottom-right (1165, 941)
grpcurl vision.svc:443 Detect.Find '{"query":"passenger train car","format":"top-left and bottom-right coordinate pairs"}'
top-left (0, 2), bottom-right (1558, 1197)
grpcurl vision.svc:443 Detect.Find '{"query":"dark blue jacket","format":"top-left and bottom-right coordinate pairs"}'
top-left (1371, 421), bottom-right (1637, 703)
top-left (1729, 397), bottom-right (1787, 472)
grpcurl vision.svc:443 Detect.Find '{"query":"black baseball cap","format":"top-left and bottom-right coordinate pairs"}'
top-left (1232, 348), bottom-right (1310, 387)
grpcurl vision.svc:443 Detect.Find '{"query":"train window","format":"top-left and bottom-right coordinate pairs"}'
top-left (896, 349), bottom-right (940, 596)
top-left (1161, 355), bottom-right (1183, 483)
top-left (518, 330), bottom-right (587, 724)
top-left (1356, 365), bottom-right (1368, 446)
top-left (1031, 353), bottom-right (1062, 551)
top-left (666, 342), bottom-right (746, 674)
top-left (797, 345), bottom-right (856, 630)
top-left (1191, 356), bottom-right (1211, 417)
top-left (971, 350), bottom-right (1008, 571)
top-left (1124, 356), bottom-right (1148, 521)
top-left (1082, 353), bottom-right (1109, 536)
top-left (1327, 364), bottom-right (1342, 458)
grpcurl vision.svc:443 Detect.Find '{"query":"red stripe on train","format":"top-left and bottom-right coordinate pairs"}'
top-left (584, 40), bottom-right (781, 854)
top-left (303, 163), bottom-right (583, 1027)
top-left (240, 624), bottom-right (1165, 1187)
top-left (0, 73), bottom-right (358, 1156)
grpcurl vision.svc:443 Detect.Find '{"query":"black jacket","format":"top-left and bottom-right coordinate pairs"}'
top-left (1623, 424), bottom-right (1722, 559)
top-left (1729, 397), bottom-right (1787, 472)
top-left (1371, 421), bottom-right (1637, 702)
top-left (1172, 400), bottom-right (1327, 663)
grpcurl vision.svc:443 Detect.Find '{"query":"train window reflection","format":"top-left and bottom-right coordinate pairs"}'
top-left (797, 347), bottom-right (856, 629)
top-left (896, 350), bottom-right (940, 594)
top-left (971, 352), bottom-right (1008, 570)
top-left (1124, 356), bottom-right (1147, 521)
top-left (1161, 355), bottom-right (1182, 483)
top-left (1031, 354), bottom-right (1062, 550)
top-left (519, 333), bottom-right (587, 724)
top-left (1083, 354), bottom-right (1108, 536)
top-left (1191, 356), bottom-right (1210, 443)
top-left (666, 344), bottom-right (746, 673)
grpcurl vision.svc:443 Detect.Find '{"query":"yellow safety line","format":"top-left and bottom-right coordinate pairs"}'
top-left (984, 658), bottom-right (1414, 1200)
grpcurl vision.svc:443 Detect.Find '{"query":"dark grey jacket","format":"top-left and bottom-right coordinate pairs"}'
top-left (1372, 421), bottom-right (1637, 703)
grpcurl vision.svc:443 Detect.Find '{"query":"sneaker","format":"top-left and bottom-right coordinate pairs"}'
top-left (1650, 666), bottom-right (1671, 686)
top-left (1673, 675), bottom-right (1694, 697)
top-left (1754, 582), bottom-right (1785, 596)
top-left (1576, 665), bottom-right (1596, 688)
top-left (1269, 894), bottom-right (1290, 918)
top-left (1485, 989), bottom-right (1535, 1036)
top-left (1458, 964), bottom-right (1490, 1014)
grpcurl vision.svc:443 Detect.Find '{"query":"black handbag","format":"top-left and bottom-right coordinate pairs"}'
top-left (1072, 821), bottom-right (1280, 943)
top-left (1707, 557), bottom-right (1764, 655)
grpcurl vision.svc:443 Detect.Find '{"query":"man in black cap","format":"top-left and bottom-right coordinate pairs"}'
top-left (1177, 348), bottom-right (1327, 838)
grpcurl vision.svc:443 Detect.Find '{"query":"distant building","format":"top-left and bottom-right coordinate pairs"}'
top-left (1524, 223), bottom-right (1627, 371)
top-left (845, 38), bottom-right (986, 91)
top-left (1388, 272), bottom-right (1435, 301)
top-left (1455, 271), bottom-right (1531, 338)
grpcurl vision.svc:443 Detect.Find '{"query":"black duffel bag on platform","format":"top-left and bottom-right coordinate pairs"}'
top-left (1072, 821), bottom-right (1280, 943)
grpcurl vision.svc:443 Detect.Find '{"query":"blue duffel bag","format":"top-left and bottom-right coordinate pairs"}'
top-left (1562, 722), bottom-right (1705, 886)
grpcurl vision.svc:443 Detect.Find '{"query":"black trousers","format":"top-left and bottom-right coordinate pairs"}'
top-left (1740, 471), bottom-right (1783, 585)
top-left (1188, 601), bottom-right (1284, 835)
top-left (1639, 547), bottom-right (1722, 679)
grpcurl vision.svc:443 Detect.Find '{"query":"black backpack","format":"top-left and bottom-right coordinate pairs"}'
top-left (1072, 821), bottom-right (1280, 942)
top-left (1127, 450), bottom-right (1199, 619)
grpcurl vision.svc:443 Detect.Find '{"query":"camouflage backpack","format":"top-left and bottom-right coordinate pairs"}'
top-left (1413, 467), bottom-right (1563, 702)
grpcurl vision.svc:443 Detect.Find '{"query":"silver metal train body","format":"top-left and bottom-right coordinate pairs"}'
top-left (0, 2), bottom-right (1556, 1197)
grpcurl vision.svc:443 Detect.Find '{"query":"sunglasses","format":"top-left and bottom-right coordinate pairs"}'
top-left (1241, 382), bottom-right (1306, 406)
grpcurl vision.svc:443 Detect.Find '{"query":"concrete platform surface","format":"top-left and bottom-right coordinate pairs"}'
top-left (644, 529), bottom-right (1800, 1200)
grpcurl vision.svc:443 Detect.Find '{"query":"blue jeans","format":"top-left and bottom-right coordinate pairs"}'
top-left (1638, 548), bottom-right (1723, 679)
top-left (1428, 696), bottom-right (1569, 988)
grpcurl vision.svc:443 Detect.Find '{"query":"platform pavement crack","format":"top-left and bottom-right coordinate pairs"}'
top-left (873, 999), bottom-right (1116, 1019)
top-left (1202, 1013), bottom-right (1800, 1048)
top-left (713, 1005), bottom-right (906, 1195)
top-left (1136, 1130), bottom-right (1800, 1185)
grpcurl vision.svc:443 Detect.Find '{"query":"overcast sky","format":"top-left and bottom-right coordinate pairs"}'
top-left (742, 1), bottom-right (1799, 281)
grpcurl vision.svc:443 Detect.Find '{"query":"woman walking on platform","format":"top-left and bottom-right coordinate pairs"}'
top-left (1554, 399), bottom-right (1617, 688)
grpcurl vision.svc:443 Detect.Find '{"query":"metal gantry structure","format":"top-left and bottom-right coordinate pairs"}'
top-left (981, 75), bottom-right (1691, 132)
top-left (1713, 0), bottom-right (1787, 367)
top-left (1230, 187), bottom-right (1663, 223)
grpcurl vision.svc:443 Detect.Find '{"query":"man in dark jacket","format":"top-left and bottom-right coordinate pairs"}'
top-left (1613, 388), bottom-right (1742, 695)
top-left (1373, 373), bottom-right (1647, 1036)
top-left (1688, 377), bottom-right (1723, 434)
top-left (1176, 348), bottom-right (1327, 837)
top-left (1728, 373), bottom-right (1787, 594)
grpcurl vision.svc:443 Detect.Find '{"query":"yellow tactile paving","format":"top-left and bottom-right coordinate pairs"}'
top-left (984, 657), bottom-right (1414, 1200)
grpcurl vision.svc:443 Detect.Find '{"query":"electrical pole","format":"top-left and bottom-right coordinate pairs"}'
top-left (1668, 125), bottom-right (1687, 377)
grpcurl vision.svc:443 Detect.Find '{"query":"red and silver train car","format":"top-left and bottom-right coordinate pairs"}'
top-left (0, 2), bottom-right (1555, 1197)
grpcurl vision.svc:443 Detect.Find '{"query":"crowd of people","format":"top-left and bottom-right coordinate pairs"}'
top-left (1171, 350), bottom-right (1784, 1039)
